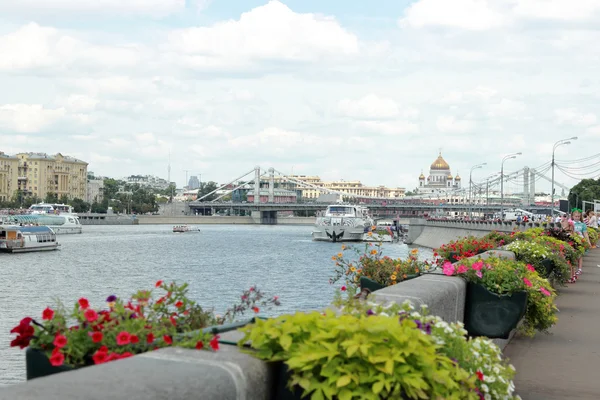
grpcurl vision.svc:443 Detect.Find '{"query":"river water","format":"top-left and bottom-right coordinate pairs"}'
top-left (0, 224), bottom-right (432, 386)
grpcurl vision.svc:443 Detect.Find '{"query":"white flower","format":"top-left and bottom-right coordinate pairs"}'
top-left (481, 384), bottom-right (489, 393)
top-left (484, 394), bottom-right (492, 400)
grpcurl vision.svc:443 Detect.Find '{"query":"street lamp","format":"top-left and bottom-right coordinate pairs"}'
top-left (469, 163), bottom-right (487, 219)
top-left (551, 137), bottom-right (577, 218)
top-left (500, 152), bottom-right (522, 220)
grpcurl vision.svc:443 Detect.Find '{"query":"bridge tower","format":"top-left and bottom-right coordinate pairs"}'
top-left (254, 166), bottom-right (261, 204)
top-left (523, 167), bottom-right (530, 205)
top-left (268, 167), bottom-right (275, 203)
top-left (529, 169), bottom-right (535, 205)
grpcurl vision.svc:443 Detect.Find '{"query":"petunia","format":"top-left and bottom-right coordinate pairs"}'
top-left (130, 335), bottom-right (139, 344)
top-left (49, 351), bottom-right (65, 367)
top-left (78, 298), bottom-right (90, 309)
top-left (146, 333), bottom-right (155, 344)
top-left (476, 370), bottom-right (484, 381)
top-left (442, 261), bottom-right (455, 276)
top-left (175, 301), bottom-right (184, 308)
top-left (106, 295), bottom-right (117, 303)
top-left (84, 309), bottom-right (98, 323)
top-left (476, 271), bottom-right (483, 278)
top-left (471, 261), bottom-right (484, 271)
top-left (456, 265), bottom-right (468, 274)
top-left (163, 335), bottom-right (173, 345)
top-left (210, 335), bottom-right (219, 350)
top-left (523, 278), bottom-right (533, 287)
top-left (540, 287), bottom-right (551, 296)
top-left (53, 334), bottom-right (68, 348)
top-left (116, 331), bottom-right (131, 346)
top-left (341, 285), bottom-right (347, 291)
top-left (252, 306), bottom-right (260, 313)
top-left (195, 341), bottom-right (204, 350)
top-left (42, 307), bottom-right (54, 321)
top-left (155, 280), bottom-right (163, 288)
top-left (90, 331), bottom-right (103, 343)
top-left (92, 348), bottom-right (108, 364)
top-left (526, 264), bottom-right (536, 272)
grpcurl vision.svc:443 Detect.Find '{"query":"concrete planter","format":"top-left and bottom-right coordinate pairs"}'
top-left (359, 275), bottom-right (419, 294)
top-left (463, 282), bottom-right (528, 339)
top-left (540, 258), bottom-right (556, 279)
top-left (26, 348), bottom-right (79, 380)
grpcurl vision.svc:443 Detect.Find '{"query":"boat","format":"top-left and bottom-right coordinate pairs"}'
top-left (29, 203), bottom-right (76, 215)
top-left (1, 214), bottom-right (82, 234)
top-left (0, 225), bottom-right (60, 253)
top-left (312, 204), bottom-right (375, 242)
top-left (173, 225), bottom-right (201, 233)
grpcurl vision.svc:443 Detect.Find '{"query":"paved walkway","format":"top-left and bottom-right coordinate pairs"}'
top-left (504, 249), bottom-right (600, 400)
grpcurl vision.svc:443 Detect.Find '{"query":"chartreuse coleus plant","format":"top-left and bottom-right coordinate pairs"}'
top-left (238, 287), bottom-right (521, 400)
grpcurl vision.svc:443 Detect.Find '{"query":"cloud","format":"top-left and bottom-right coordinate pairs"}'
top-left (0, 104), bottom-right (66, 133)
top-left (555, 108), bottom-right (597, 127)
top-left (354, 120), bottom-right (420, 136)
top-left (337, 94), bottom-right (418, 120)
top-left (0, 0), bottom-right (189, 17)
top-left (165, 1), bottom-right (360, 69)
top-left (0, 23), bottom-right (141, 72)
top-left (436, 116), bottom-right (476, 133)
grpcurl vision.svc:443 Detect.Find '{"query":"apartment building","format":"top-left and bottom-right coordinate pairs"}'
top-left (274, 175), bottom-right (406, 199)
top-left (0, 152), bottom-right (19, 202)
top-left (14, 152), bottom-right (88, 200)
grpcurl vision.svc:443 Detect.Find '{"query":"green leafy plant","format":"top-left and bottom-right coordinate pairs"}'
top-left (506, 240), bottom-right (569, 285)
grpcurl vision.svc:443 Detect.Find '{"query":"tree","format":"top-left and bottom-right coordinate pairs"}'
top-left (568, 178), bottom-right (600, 211)
top-left (196, 181), bottom-right (218, 202)
top-left (91, 201), bottom-right (107, 213)
top-left (44, 192), bottom-right (59, 203)
top-left (70, 198), bottom-right (90, 213)
top-left (59, 194), bottom-right (69, 204)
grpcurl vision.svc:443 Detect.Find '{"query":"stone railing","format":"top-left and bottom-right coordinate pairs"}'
top-left (0, 250), bottom-right (517, 400)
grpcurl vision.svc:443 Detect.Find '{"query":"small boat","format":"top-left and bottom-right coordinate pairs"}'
top-left (173, 225), bottom-right (201, 233)
top-left (0, 225), bottom-right (60, 253)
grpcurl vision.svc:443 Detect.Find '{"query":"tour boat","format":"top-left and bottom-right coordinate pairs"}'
top-left (173, 225), bottom-right (201, 233)
top-left (312, 204), bottom-right (375, 242)
top-left (0, 225), bottom-right (60, 253)
top-left (28, 203), bottom-right (76, 215)
top-left (1, 214), bottom-right (82, 234)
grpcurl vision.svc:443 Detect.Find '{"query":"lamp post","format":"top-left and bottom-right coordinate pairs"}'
top-left (469, 163), bottom-right (486, 219)
top-left (551, 137), bottom-right (577, 218)
top-left (500, 152), bottom-right (522, 220)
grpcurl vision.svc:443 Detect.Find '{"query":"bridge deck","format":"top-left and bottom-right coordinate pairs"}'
top-left (504, 248), bottom-right (600, 400)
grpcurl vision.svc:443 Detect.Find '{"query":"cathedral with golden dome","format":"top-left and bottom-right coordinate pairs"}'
top-left (417, 152), bottom-right (461, 194)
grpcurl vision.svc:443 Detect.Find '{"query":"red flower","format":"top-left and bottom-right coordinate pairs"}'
top-left (91, 332), bottom-right (103, 343)
top-left (163, 335), bottom-right (172, 345)
top-left (53, 334), bottom-right (68, 348)
top-left (49, 351), bottom-right (65, 367)
top-left (156, 297), bottom-right (165, 305)
top-left (130, 335), bottom-right (139, 344)
top-left (341, 286), bottom-right (347, 291)
top-left (476, 371), bottom-right (484, 381)
top-left (119, 352), bottom-right (133, 359)
top-left (10, 334), bottom-right (32, 349)
top-left (84, 309), bottom-right (98, 323)
top-left (107, 352), bottom-right (120, 362)
top-left (116, 331), bottom-right (131, 345)
top-left (175, 301), bottom-right (184, 308)
top-left (78, 298), bottom-right (90, 309)
top-left (210, 335), bottom-right (219, 351)
top-left (92, 349), bottom-right (108, 364)
top-left (170, 316), bottom-right (177, 326)
top-left (155, 280), bottom-right (163, 288)
top-left (195, 341), bottom-right (204, 350)
top-left (42, 307), bottom-right (54, 321)
top-left (252, 307), bottom-right (260, 313)
top-left (146, 333), bottom-right (155, 344)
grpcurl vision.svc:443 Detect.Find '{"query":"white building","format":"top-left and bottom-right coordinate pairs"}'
top-left (417, 152), bottom-right (461, 194)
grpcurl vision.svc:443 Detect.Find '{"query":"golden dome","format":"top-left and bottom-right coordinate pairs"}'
top-left (419, 173), bottom-right (425, 179)
top-left (430, 152), bottom-right (450, 170)
top-left (455, 174), bottom-right (461, 181)
top-left (447, 173), bottom-right (453, 179)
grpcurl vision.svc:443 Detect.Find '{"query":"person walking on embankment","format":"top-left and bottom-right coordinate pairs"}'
top-left (570, 209), bottom-right (592, 282)
top-left (585, 211), bottom-right (598, 248)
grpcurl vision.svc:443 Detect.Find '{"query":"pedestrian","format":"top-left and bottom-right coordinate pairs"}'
top-left (570, 209), bottom-right (592, 282)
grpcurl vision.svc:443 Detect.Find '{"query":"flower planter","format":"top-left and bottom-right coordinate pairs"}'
top-left (540, 259), bottom-right (556, 278)
top-left (463, 282), bottom-right (528, 339)
top-left (26, 348), bottom-right (78, 381)
top-left (359, 275), bottom-right (419, 294)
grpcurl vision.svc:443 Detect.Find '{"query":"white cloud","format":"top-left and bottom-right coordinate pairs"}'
top-left (400, 0), bottom-right (508, 30)
top-left (513, 0), bottom-right (600, 21)
top-left (354, 120), bottom-right (420, 135)
top-left (0, 0), bottom-right (188, 17)
top-left (337, 94), bottom-right (418, 119)
top-left (487, 98), bottom-right (526, 117)
top-left (436, 116), bottom-right (476, 133)
top-left (0, 23), bottom-right (141, 72)
top-left (555, 108), bottom-right (597, 127)
top-left (0, 104), bottom-right (66, 133)
top-left (166, 1), bottom-right (360, 68)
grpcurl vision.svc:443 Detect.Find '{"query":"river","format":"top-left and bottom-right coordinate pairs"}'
top-left (0, 224), bottom-right (432, 386)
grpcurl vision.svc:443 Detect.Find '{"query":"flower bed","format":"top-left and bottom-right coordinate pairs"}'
top-left (238, 295), bottom-right (520, 400)
top-left (10, 281), bottom-right (280, 378)
top-left (435, 236), bottom-right (497, 262)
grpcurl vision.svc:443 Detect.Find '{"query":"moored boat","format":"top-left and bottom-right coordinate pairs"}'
top-left (0, 225), bottom-right (60, 253)
top-left (312, 204), bottom-right (375, 242)
top-left (2, 214), bottom-right (82, 234)
top-left (173, 225), bottom-right (201, 233)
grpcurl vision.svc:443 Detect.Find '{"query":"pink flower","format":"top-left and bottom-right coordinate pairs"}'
top-left (341, 286), bottom-right (347, 291)
top-left (471, 261), bottom-right (484, 271)
top-left (442, 261), bottom-right (455, 276)
top-left (476, 271), bottom-right (483, 278)
top-left (540, 287), bottom-right (551, 296)
top-left (526, 264), bottom-right (536, 272)
top-left (457, 265), bottom-right (468, 274)
top-left (523, 278), bottom-right (533, 287)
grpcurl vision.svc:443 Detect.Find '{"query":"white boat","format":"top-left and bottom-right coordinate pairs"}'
top-left (1, 214), bottom-right (82, 234)
top-left (173, 225), bottom-right (201, 233)
top-left (0, 225), bottom-right (60, 253)
top-left (312, 204), bottom-right (375, 242)
top-left (29, 203), bottom-right (75, 215)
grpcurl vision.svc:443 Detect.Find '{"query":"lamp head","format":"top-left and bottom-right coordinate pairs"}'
top-left (571, 136), bottom-right (578, 140)
top-left (516, 152), bottom-right (522, 156)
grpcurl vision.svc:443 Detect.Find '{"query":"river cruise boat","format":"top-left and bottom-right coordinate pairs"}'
top-left (173, 225), bottom-right (201, 233)
top-left (0, 225), bottom-right (60, 253)
top-left (1, 214), bottom-right (82, 234)
top-left (312, 204), bottom-right (375, 242)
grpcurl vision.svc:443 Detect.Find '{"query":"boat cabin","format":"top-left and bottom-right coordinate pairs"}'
top-left (0, 225), bottom-right (58, 253)
top-left (324, 205), bottom-right (369, 218)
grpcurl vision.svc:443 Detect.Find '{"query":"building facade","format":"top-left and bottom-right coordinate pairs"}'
top-left (273, 175), bottom-right (406, 200)
top-left (125, 175), bottom-right (171, 190)
top-left (187, 176), bottom-right (200, 190)
top-left (417, 152), bottom-right (461, 194)
top-left (0, 152), bottom-right (19, 202)
top-left (247, 189), bottom-right (297, 203)
top-left (12, 153), bottom-right (88, 200)
top-left (86, 176), bottom-right (105, 204)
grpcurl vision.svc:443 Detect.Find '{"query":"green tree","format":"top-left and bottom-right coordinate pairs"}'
top-left (59, 194), bottom-right (69, 204)
top-left (69, 198), bottom-right (90, 213)
top-left (91, 201), bottom-right (107, 213)
top-left (44, 192), bottom-right (59, 203)
top-left (196, 181), bottom-right (218, 202)
top-left (568, 178), bottom-right (600, 211)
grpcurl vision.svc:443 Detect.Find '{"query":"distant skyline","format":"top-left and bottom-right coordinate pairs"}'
top-left (0, 0), bottom-right (599, 191)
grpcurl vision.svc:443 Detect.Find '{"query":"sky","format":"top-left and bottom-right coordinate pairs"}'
top-left (0, 0), bottom-right (599, 192)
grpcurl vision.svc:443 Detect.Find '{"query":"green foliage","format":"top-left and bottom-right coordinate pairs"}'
top-left (568, 178), bottom-right (600, 210)
top-left (196, 181), bottom-right (219, 202)
top-left (239, 310), bottom-right (479, 400)
top-left (69, 198), bottom-right (90, 213)
top-left (44, 192), bottom-right (59, 203)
